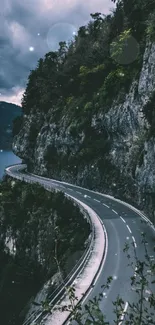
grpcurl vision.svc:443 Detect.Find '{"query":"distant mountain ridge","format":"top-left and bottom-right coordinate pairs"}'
top-left (0, 101), bottom-right (21, 150)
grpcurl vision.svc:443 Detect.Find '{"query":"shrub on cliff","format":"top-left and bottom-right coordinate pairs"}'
top-left (20, 0), bottom-right (154, 119)
top-left (12, 115), bottom-right (23, 136)
top-left (0, 177), bottom-right (90, 325)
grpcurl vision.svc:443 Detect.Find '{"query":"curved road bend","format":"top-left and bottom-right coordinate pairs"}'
top-left (6, 165), bottom-right (155, 324)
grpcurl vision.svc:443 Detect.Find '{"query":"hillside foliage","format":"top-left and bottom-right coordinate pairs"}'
top-left (0, 176), bottom-right (90, 325)
top-left (0, 101), bottom-right (21, 149)
top-left (21, 0), bottom-right (155, 119)
top-left (13, 0), bottom-right (155, 171)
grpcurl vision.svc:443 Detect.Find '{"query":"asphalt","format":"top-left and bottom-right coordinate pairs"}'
top-left (5, 165), bottom-right (155, 324)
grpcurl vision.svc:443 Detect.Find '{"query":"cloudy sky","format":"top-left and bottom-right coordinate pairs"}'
top-left (0, 0), bottom-right (115, 106)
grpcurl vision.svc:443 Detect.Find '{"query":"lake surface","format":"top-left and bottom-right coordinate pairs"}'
top-left (0, 150), bottom-right (21, 180)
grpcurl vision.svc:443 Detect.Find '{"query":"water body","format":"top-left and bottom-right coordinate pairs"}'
top-left (0, 150), bottom-right (21, 180)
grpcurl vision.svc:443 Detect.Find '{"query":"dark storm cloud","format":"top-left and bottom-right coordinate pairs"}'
top-left (0, 0), bottom-right (115, 105)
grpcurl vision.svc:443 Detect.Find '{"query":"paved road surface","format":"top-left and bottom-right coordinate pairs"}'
top-left (6, 165), bottom-right (155, 324)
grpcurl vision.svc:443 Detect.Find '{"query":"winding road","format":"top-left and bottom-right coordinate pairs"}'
top-left (6, 164), bottom-right (155, 325)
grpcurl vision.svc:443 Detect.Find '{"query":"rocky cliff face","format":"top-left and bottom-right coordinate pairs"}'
top-left (13, 41), bottom-right (155, 224)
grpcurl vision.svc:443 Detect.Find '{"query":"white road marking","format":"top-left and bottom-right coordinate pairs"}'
top-left (127, 225), bottom-right (132, 233)
top-left (94, 198), bottom-right (100, 203)
top-left (16, 166), bottom-right (155, 232)
top-left (68, 188), bottom-right (73, 191)
top-left (112, 209), bottom-right (118, 215)
top-left (79, 188), bottom-right (155, 233)
top-left (87, 195), bottom-right (91, 198)
top-left (81, 287), bottom-right (93, 305)
top-left (103, 203), bottom-right (110, 208)
top-left (9, 165), bottom-right (155, 325)
top-left (134, 267), bottom-right (137, 277)
top-left (132, 236), bottom-right (137, 248)
top-left (76, 191), bottom-right (82, 194)
top-left (120, 216), bottom-right (126, 223)
top-left (89, 221), bottom-right (108, 288)
top-left (118, 302), bottom-right (128, 325)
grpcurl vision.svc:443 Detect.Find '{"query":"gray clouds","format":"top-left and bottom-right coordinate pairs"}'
top-left (0, 0), bottom-right (115, 105)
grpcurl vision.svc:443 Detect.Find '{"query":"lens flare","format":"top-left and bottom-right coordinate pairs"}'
top-left (110, 34), bottom-right (139, 65)
top-left (46, 22), bottom-right (77, 51)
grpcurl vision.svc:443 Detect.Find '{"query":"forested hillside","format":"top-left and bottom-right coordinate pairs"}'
top-left (0, 101), bottom-right (21, 149)
top-left (13, 0), bottom-right (155, 224)
top-left (0, 177), bottom-right (90, 325)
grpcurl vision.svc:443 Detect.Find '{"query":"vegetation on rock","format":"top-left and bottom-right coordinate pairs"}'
top-left (20, 1), bottom-right (155, 118)
top-left (12, 1), bottom-right (155, 225)
top-left (15, 0), bottom-right (155, 167)
top-left (0, 101), bottom-right (21, 149)
top-left (0, 176), bottom-right (90, 325)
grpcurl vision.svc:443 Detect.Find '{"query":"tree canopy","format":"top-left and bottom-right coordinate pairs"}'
top-left (20, 0), bottom-right (155, 118)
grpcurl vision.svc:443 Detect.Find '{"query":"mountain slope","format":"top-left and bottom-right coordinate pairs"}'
top-left (13, 0), bottom-right (155, 224)
top-left (0, 101), bottom-right (21, 149)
